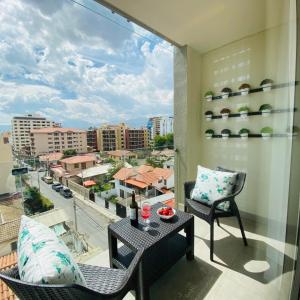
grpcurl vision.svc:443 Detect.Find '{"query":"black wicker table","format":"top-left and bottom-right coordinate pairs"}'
top-left (108, 202), bottom-right (194, 300)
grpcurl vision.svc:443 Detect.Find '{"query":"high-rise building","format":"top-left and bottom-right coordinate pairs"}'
top-left (30, 128), bottom-right (87, 156)
top-left (86, 127), bottom-right (98, 152)
top-left (11, 114), bottom-right (60, 154)
top-left (97, 123), bottom-right (127, 151)
top-left (147, 116), bottom-right (173, 140)
top-left (125, 128), bottom-right (148, 150)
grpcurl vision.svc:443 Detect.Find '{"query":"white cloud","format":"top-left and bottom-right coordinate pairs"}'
top-left (0, 0), bottom-right (173, 128)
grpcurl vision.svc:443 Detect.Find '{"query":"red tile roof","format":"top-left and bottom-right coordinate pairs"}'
top-left (39, 152), bottom-right (63, 162)
top-left (108, 150), bottom-right (136, 157)
top-left (60, 155), bottom-right (96, 164)
top-left (152, 168), bottom-right (173, 179)
top-left (113, 167), bottom-right (136, 181)
top-left (31, 127), bottom-right (85, 134)
top-left (137, 165), bottom-right (153, 174)
top-left (0, 252), bottom-right (17, 300)
top-left (125, 179), bottom-right (148, 189)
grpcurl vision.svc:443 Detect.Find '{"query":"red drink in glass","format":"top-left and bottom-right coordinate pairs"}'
top-left (141, 202), bottom-right (151, 231)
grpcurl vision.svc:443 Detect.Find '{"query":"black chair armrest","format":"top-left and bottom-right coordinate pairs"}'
top-left (184, 181), bottom-right (195, 199)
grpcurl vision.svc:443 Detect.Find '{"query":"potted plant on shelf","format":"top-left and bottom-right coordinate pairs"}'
top-left (221, 129), bottom-right (231, 139)
top-left (220, 108), bottom-right (231, 120)
top-left (205, 129), bottom-right (214, 139)
top-left (238, 106), bottom-right (250, 118)
top-left (239, 128), bottom-right (250, 140)
top-left (286, 126), bottom-right (299, 138)
top-left (205, 111), bottom-right (213, 121)
top-left (260, 79), bottom-right (274, 92)
top-left (204, 91), bottom-right (214, 102)
top-left (260, 127), bottom-right (273, 139)
top-left (221, 87), bottom-right (232, 99)
top-left (259, 104), bottom-right (272, 117)
top-left (239, 83), bottom-right (251, 96)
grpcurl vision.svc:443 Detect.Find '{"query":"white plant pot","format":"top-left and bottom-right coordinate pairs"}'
top-left (240, 133), bottom-right (249, 140)
top-left (222, 92), bottom-right (229, 99)
top-left (205, 134), bottom-right (213, 139)
top-left (239, 111), bottom-right (248, 118)
top-left (222, 134), bottom-right (229, 140)
top-left (261, 133), bottom-right (272, 140)
top-left (206, 115), bottom-right (213, 121)
top-left (262, 83), bottom-right (272, 92)
top-left (221, 113), bottom-right (229, 120)
top-left (205, 95), bottom-right (213, 102)
top-left (261, 109), bottom-right (271, 117)
top-left (240, 88), bottom-right (249, 96)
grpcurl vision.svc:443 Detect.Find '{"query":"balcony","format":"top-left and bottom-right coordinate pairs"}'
top-left (81, 215), bottom-right (293, 300)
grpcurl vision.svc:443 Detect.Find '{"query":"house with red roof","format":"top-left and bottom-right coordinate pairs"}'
top-left (113, 164), bottom-right (174, 199)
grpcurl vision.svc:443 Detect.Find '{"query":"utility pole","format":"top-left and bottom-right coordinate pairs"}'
top-left (73, 198), bottom-right (78, 232)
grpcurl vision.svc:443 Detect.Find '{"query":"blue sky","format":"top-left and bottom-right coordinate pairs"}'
top-left (0, 0), bottom-right (173, 131)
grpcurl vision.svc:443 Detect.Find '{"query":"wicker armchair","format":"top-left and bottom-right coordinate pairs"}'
top-left (184, 167), bottom-right (247, 261)
top-left (0, 248), bottom-right (144, 300)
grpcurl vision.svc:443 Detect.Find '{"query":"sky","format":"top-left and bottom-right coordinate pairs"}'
top-left (0, 0), bottom-right (173, 131)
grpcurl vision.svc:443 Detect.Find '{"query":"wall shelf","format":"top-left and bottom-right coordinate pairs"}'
top-left (210, 133), bottom-right (293, 138)
top-left (207, 81), bottom-right (298, 101)
top-left (208, 108), bottom-right (297, 120)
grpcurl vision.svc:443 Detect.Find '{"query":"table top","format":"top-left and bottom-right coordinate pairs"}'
top-left (108, 203), bottom-right (193, 251)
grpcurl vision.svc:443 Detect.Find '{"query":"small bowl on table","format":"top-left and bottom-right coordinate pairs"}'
top-left (157, 206), bottom-right (176, 220)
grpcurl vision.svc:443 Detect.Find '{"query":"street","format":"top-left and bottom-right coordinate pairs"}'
top-left (29, 171), bottom-right (109, 250)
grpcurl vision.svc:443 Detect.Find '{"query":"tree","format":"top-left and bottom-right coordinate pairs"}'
top-left (24, 187), bottom-right (54, 215)
top-left (165, 133), bottom-right (174, 148)
top-left (106, 161), bottom-right (125, 181)
top-left (63, 149), bottom-right (77, 158)
top-left (126, 158), bottom-right (138, 166)
top-left (146, 156), bottom-right (164, 168)
top-left (154, 135), bottom-right (167, 149)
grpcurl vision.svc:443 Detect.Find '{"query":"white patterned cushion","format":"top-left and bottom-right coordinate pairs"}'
top-left (17, 215), bottom-right (86, 286)
top-left (191, 166), bottom-right (237, 210)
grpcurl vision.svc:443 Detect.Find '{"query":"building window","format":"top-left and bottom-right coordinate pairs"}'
top-left (81, 162), bottom-right (86, 169)
top-left (74, 163), bottom-right (79, 168)
top-left (164, 179), bottom-right (167, 185)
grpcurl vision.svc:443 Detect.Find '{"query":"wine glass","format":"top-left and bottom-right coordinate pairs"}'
top-left (141, 202), bottom-right (151, 231)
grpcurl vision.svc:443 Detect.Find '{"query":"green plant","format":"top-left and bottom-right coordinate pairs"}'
top-left (24, 187), bottom-right (54, 214)
top-left (205, 111), bottom-right (213, 116)
top-left (259, 104), bottom-right (272, 111)
top-left (205, 129), bottom-right (214, 135)
top-left (261, 127), bottom-right (273, 134)
top-left (260, 78), bottom-right (273, 86)
top-left (239, 83), bottom-right (251, 90)
top-left (220, 108), bottom-right (230, 114)
top-left (221, 87), bottom-right (232, 93)
top-left (204, 91), bottom-right (214, 97)
top-left (221, 129), bottom-right (231, 135)
top-left (238, 106), bottom-right (250, 112)
top-left (62, 149), bottom-right (77, 158)
top-left (239, 128), bottom-right (250, 134)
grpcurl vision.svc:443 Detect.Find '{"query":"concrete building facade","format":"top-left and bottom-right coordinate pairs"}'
top-left (86, 127), bottom-right (98, 152)
top-left (30, 128), bottom-right (87, 156)
top-left (125, 128), bottom-right (148, 150)
top-left (11, 114), bottom-right (60, 154)
top-left (0, 133), bottom-right (15, 196)
top-left (147, 116), bottom-right (173, 140)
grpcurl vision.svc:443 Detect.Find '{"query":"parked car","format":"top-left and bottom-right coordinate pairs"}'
top-left (43, 176), bottom-right (53, 184)
top-left (52, 183), bottom-right (63, 192)
top-left (60, 188), bottom-right (73, 198)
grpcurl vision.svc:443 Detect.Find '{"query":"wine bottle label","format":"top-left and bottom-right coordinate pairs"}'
top-left (130, 208), bottom-right (136, 220)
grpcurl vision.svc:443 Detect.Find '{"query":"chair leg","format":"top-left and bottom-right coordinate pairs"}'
top-left (210, 221), bottom-right (214, 261)
top-left (216, 218), bottom-right (220, 227)
top-left (236, 211), bottom-right (248, 246)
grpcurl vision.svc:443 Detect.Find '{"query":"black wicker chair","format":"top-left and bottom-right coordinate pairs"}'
top-left (0, 248), bottom-right (144, 300)
top-left (184, 167), bottom-right (247, 261)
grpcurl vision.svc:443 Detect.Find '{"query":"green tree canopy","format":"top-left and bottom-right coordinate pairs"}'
top-left (154, 133), bottom-right (174, 149)
top-left (63, 149), bottom-right (77, 158)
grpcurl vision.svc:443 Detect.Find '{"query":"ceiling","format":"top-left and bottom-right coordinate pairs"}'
top-left (95, 0), bottom-right (287, 53)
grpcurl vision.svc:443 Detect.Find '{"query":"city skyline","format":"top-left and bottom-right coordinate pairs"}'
top-left (0, 0), bottom-right (173, 132)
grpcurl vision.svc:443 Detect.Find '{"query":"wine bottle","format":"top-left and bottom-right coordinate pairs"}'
top-left (130, 191), bottom-right (138, 227)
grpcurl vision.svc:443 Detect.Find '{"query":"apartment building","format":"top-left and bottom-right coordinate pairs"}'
top-left (125, 128), bottom-right (148, 150)
top-left (147, 116), bottom-right (173, 140)
top-left (86, 127), bottom-right (98, 152)
top-left (11, 114), bottom-right (60, 154)
top-left (97, 123), bottom-right (127, 151)
top-left (30, 128), bottom-right (87, 156)
top-left (0, 133), bottom-right (15, 195)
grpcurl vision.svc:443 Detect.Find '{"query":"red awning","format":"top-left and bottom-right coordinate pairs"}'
top-left (83, 180), bottom-right (97, 187)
